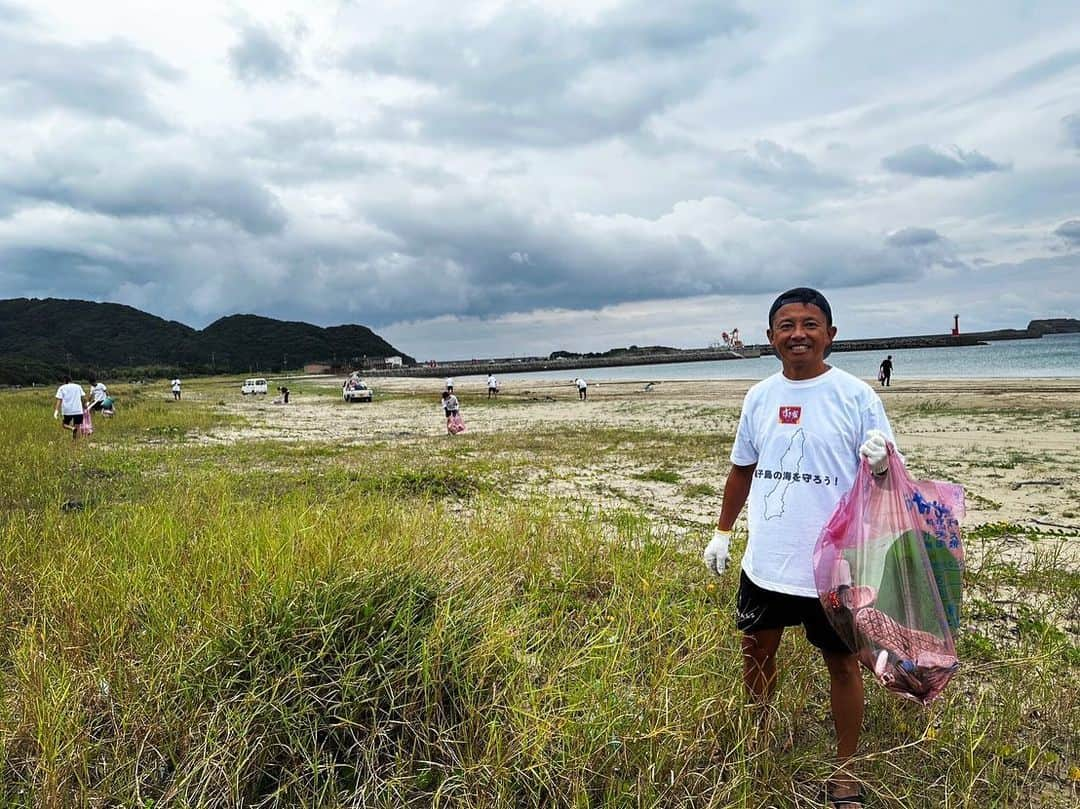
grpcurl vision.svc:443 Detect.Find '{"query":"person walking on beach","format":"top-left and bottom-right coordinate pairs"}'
top-left (575, 376), bottom-right (588, 400)
top-left (703, 287), bottom-right (895, 809)
top-left (88, 376), bottom-right (108, 412)
top-left (54, 375), bottom-right (88, 443)
top-left (487, 374), bottom-right (499, 399)
top-left (171, 377), bottom-right (182, 400)
top-left (878, 355), bottom-right (893, 387)
top-left (445, 377), bottom-right (454, 393)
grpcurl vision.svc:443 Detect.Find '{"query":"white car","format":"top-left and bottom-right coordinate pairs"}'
top-left (342, 378), bottom-right (373, 403)
top-left (241, 378), bottom-right (268, 395)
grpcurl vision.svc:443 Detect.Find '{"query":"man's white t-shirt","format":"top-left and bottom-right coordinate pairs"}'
top-left (55, 383), bottom-right (86, 416)
top-left (90, 382), bottom-right (107, 402)
top-left (487, 375), bottom-right (497, 388)
top-left (171, 379), bottom-right (181, 391)
top-left (730, 367), bottom-right (897, 597)
top-left (576, 378), bottom-right (587, 389)
top-left (445, 378), bottom-right (454, 388)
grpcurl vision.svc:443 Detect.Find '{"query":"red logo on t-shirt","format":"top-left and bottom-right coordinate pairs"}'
top-left (778, 406), bottom-right (802, 424)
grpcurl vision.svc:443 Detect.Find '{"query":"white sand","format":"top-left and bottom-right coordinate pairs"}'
top-left (194, 376), bottom-right (1080, 564)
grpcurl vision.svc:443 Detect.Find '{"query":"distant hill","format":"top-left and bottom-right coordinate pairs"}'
top-left (0, 298), bottom-right (413, 385)
top-left (1027, 318), bottom-right (1080, 335)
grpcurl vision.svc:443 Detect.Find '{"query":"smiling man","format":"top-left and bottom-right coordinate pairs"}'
top-left (703, 287), bottom-right (895, 808)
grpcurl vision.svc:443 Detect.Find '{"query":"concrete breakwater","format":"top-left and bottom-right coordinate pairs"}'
top-left (366, 333), bottom-right (989, 378)
top-left (365, 320), bottom-right (1076, 379)
top-left (760, 332), bottom-right (988, 356)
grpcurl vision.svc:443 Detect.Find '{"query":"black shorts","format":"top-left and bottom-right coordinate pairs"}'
top-left (62, 413), bottom-right (84, 426)
top-left (735, 571), bottom-right (850, 654)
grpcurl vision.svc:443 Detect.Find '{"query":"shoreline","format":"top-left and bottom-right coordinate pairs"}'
top-left (328, 375), bottom-right (1080, 391)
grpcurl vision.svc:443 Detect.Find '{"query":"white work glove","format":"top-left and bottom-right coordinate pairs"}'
top-left (53, 409), bottom-right (59, 419)
top-left (703, 528), bottom-right (732, 576)
top-left (859, 429), bottom-right (889, 475)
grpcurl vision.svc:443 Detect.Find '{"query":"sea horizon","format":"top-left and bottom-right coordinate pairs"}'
top-left (444, 333), bottom-right (1080, 383)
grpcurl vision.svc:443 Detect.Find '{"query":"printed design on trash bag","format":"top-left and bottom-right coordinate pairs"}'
top-left (907, 489), bottom-right (964, 633)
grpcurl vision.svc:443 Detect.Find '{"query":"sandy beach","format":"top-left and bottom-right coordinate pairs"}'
top-left (196, 376), bottom-right (1080, 567)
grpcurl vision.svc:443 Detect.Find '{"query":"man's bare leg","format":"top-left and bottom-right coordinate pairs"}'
top-left (822, 650), bottom-right (864, 805)
top-left (741, 628), bottom-right (783, 702)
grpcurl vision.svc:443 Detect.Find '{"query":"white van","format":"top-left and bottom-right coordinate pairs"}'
top-left (241, 378), bottom-right (268, 395)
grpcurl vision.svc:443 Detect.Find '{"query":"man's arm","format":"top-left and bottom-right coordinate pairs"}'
top-left (716, 462), bottom-right (756, 530)
top-left (704, 462), bottom-right (756, 576)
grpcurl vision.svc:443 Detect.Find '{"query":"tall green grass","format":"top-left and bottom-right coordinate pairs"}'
top-left (0, 387), bottom-right (1076, 807)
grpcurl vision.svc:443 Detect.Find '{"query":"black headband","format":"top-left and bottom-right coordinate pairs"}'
top-left (768, 287), bottom-right (833, 327)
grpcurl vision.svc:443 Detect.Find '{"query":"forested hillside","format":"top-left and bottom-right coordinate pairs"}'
top-left (0, 298), bottom-right (413, 384)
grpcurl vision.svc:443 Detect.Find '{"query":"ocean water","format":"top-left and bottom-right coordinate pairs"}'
top-left (470, 333), bottom-right (1080, 384)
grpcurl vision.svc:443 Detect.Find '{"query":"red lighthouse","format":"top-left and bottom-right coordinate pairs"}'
top-left (951, 314), bottom-right (959, 336)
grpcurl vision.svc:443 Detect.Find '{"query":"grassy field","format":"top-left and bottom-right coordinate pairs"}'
top-left (0, 381), bottom-right (1076, 807)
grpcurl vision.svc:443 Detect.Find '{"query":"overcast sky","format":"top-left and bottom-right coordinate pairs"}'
top-left (1, 0), bottom-right (1078, 360)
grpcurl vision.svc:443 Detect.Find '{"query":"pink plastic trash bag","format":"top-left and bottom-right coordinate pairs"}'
top-left (447, 412), bottom-right (466, 434)
top-left (79, 407), bottom-right (94, 436)
top-left (813, 444), bottom-right (964, 704)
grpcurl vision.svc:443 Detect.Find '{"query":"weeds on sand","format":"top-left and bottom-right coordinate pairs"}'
top-left (634, 469), bottom-right (682, 485)
top-left (681, 482), bottom-right (719, 499)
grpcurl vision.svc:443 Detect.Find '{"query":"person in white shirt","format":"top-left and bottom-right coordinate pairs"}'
top-left (441, 391), bottom-right (464, 434)
top-left (171, 378), bottom-right (181, 400)
top-left (487, 374), bottom-right (499, 399)
top-left (53, 376), bottom-right (88, 441)
top-left (703, 288), bottom-right (893, 809)
top-left (444, 377), bottom-right (454, 393)
top-left (88, 377), bottom-right (108, 411)
top-left (575, 377), bottom-right (587, 400)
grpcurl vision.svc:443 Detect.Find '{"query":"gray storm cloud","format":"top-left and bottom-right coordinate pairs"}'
top-left (228, 21), bottom-right (298, 83)
top-left (0, 15), bottom-right (178, 129)
top-left (882, 145), bottom-right (1010, 179)
top-left (3, 146), bottom-right (287, 235)
top-left (729, 140), bottom-right (848, 190)
top-left (341, 0), bottom-right (753, 146)
top-left (1054, 220), bottom-right (1080, 246)
top-left (0, 180), bottom-right (954, 327)
top-left (885, 227), bottom-right (943, 247)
